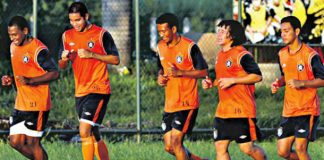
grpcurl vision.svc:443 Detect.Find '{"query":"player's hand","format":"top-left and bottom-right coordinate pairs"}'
top-left (15, 76), bottom-right (30, 85)
top-left (1, 75), bottom-right (12, 86)
top-left (287, 79), bottom-right (305, 89)
top-left (61, 50), bottom-right (70, 61)
top-left (218, 78), bottom-right (235, 89)
top-left (78, 49), bottom-right (93, 59)
top-left (271, 78), bottom-right (280, 94)
top-left (167, 62), bottom-right (182, 77)
top-left (157, 74), bottom-right (168, 86)
top-left (202, 76), bottom-right (213, 90)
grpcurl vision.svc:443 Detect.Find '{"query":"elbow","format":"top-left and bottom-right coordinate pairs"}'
top-left (202, 69), bottom-right (208, 78)
top-left (53, 71), bottom-right (60, 80)
top-left (58, 60), bottom-right (67, 69)
top-left (257, 75), bottom-right (263, 82)
top-left (112, 57), bottom-right (120, 65)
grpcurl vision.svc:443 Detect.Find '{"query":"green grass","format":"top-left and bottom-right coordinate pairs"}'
top-left (1, 139), bottom-right (324, 160)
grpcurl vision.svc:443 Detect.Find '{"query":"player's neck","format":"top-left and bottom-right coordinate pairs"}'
top-left (168, 35), bottom-right (181, 47)
top-left (288, 39), bottom-right (302, 54)
top-left (80, 22), bottom-right (92, 32)
top-left (222, 42), bottom-right (232, 52)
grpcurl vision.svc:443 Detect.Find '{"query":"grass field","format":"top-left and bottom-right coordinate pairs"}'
top-left (1, 138), bottom-right (324, 160)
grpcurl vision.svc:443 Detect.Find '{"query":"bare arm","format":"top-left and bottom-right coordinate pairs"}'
top-left (218, 73), bottom-right (262, 89)
top-left (16, 71), bottom-right (59, 86)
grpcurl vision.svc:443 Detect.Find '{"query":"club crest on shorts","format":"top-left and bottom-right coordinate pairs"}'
top-left (297, 64), bottom-right (304, 72)
top-left (213, 129), bottom-right (218, 139)
top-left (226, 59), bottom-right (232, 68)
top-left (88, 41), bottom-right (95, 49)
top-left (23, 55), bottom-right (30, 64)
top-left (176, 55), bottom-right (183, 64)
top-left (277, 127), bottom-right (283, 137)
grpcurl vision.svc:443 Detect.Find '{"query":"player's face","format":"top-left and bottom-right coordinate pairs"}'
top-left (216, 25), bottom-right (232, 46)
top-left (8, 25), bottom-right (27, 46)
top-left (69, 13), bottom-right (87, 32)
top-left (157, 23), bottom-right (174, 44)
top-left (281, 22), bottom-right (298, 45)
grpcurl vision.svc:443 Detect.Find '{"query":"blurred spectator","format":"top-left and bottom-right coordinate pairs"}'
top-left (268, 0), bottom-right (290, 42)
top-left (244, 0), bottom-right (274, 43)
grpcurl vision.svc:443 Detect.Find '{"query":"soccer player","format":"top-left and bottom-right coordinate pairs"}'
top-left (156, 13), bottom-right (208, 160)
top-left (202, 20), bottom-right (267, 160)
top-left (58, 2), bottom-right (119, 160)
top-left (271, 16), bottom-right (324, 160)
top-left (2, 15), bottom-right (59, 160)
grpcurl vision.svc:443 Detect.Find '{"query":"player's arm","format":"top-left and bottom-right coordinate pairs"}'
top-left (218, 54), bottom-right (262, 89)
top-left (17, 49), bottom-right (59, 85)
top-left (168, 44), bottom-right (208, 78)
top-left (58, 37), bottom-right (69, 69)
top-left (287, 55), bottom-right (324, 89)
top-left (78, 32), bottom-right (119, 65)
top-left (157, 55), bottom-right (168, 86)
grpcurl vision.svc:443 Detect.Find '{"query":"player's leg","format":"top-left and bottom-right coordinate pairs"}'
top-left (9, 109), bottom-right (39, 159)
top-left (23, 110), bottom-right (49, 160)
top-left (162, 111), bottom-right (175, 155)
top-left (170, 129), bottom-right (187, 160)
top-left (25, 136), bottom-right (48, 160)
top-left (239, 142), bottom-right (267, 160)
top-left (294, 138), bottom-right (310, 160)
top-left (93, 126), bottom-right (109, 160)
top-left (294, 115), bottom-right (318, 160)
top-left (91, 94), bottom-right (110, 160)
top-left (277, 117), bottom-right (299, 159)
top-left (163, 131), bottom-right (174, 155)
top-left (277, 136), bottom-right (298, 159)
top-left (9, 134), bottom-right (34, 159)
top-left (214, 140), bottom-right (231, 160)
top-left (80, 122), bottom-right (95, 160)
top-left (171, 109), bottom-right (203, 160)
top-left (78, 93), bottom-right (110, 160)
top-left (238, 118), bottom-right (267, 160)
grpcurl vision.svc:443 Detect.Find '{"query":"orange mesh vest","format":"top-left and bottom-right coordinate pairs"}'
top-left (63, 25), bottom-right (111, 97)
top-left (279, 44), bottom-right (320, 117)
top-left (215, 46), bottom-right (256, 118)
top-left (157, 36), bottom-right (199, 112)
top-left (11, 38), bottom-right (51, 111)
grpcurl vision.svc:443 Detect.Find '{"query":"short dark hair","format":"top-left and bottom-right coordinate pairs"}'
top-left (217, 20), bottom-right (246, 47)
top-left (8, 16), bottom-right (30, 33)
top-left (68, 2), bottom-right (88, 17)
top-left (281, 16), bottom-right (301, 30)
top-left (156, 13), bottom-right (179, 30)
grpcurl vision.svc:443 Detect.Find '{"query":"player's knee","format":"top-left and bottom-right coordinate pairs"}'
top-left (164, 145), bottom-right (173, 154)
top-left (26, 139), bottom-right (40, 148)
top-left (240, 146), bottom-right (254, 156)
top-left (9, 138), bottom-right (23, 149)
top-left (170, 136), bottom-right (182, 149)
top-left (215, 142), bottom-right (228, 155)
top-left (295, 143), bottom-right (307, 154)
top-left (79, 130), bottom-right (91, 138)
top-left (277, 149), bottom-right (290, 158)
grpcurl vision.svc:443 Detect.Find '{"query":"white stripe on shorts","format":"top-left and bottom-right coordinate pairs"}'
top-left (10, 121), bottom-right (43, 137)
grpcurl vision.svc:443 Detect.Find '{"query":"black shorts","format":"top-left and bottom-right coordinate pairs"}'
top-left (161, 109), bottom-right (198, 134)
top-left (9, 109), bottom-right (49, 137)
top-left (277, 115), bottom-right (319, 141)
top-left (213, 117), bottom-right (262, 143)
top-left (76, 93), bottom-right (110, 126)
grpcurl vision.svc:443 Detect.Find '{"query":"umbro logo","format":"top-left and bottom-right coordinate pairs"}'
top-left (84, 112), bottom-right (91, 116)
top-left (175, 120), bottom-right (181, 125)
top-left (298, 129), bottom-right (306, 133)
